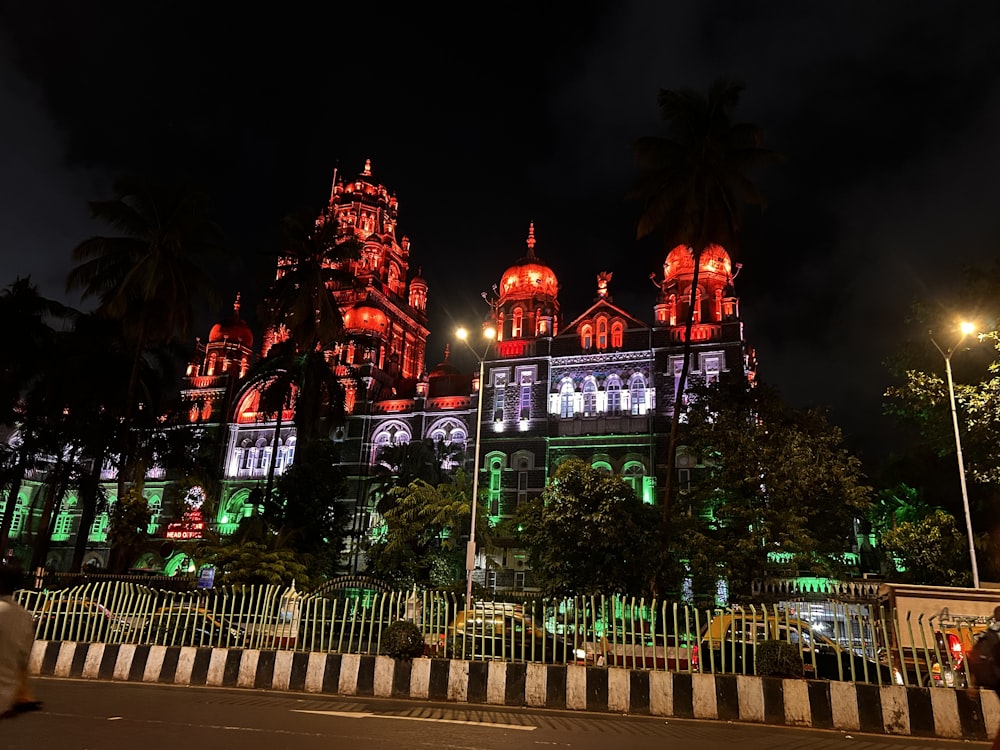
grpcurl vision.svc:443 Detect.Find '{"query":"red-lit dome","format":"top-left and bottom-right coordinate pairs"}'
top-left (209, 295), bottom-right (253, 348)
top-left (664, 244), bottom-right (732, 281)
top-left (499, 223), bottom-right (558, 301)
top-left (343, 304), bottom-right (388, 334)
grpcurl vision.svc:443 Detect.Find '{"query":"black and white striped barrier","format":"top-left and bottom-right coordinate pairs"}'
top-left (28, 640), bottom-right (1000, 740)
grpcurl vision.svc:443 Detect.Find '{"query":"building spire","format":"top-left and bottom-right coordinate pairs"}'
top-left (329, 162), bottom-right (339, 203)
top-left (233, 292), bottom-right (241, 315)
top-left (526, 221), bottom-right (536, 256)
top-left (363, 158), bottom-right (372, 176)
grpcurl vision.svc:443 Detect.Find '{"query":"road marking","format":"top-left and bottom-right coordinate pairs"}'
top-left (292, 709), bottom-right (536, 731)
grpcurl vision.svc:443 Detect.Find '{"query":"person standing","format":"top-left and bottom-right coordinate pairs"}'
top-left (0, 564), bottom-right (37, 719)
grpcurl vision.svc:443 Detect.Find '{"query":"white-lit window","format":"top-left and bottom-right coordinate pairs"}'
top-left (606, 377), bottom-right (621, 415)
top-left (704, 355), bottom-right (721, 385)
top-left (629, 374), bottom-right (646, 415)
top-left (583, 379), bottom-right (597, 416)
top-left (560, 380), bottom-right (575, 418)
top-left (493, 372), bottom-right (507, 421)
top-left (512, 308), bottom-right (523, 338)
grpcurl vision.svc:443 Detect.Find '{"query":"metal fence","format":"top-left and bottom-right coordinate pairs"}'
top-left (14, 581), bottom-right (987, 689)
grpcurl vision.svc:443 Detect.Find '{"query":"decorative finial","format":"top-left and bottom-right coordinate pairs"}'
top-left (443, 344), bottom-right (451, 361)
top-left (363, 158), bottom-right (372, 176)
top-left (233, 292), bottom-right (241, 315)
top-left (596, 272), bottom-right (612, 299)
top-left (526, 222), bottom-right (536, 254)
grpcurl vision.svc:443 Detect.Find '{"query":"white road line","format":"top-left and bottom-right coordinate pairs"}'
top-left (291, 709), bottom-right (537, 731)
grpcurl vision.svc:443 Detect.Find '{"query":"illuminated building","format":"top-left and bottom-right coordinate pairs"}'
top-left (1, 161), bottom-right (754, 587)
top-left (467, 228), bottom-right (754, 591)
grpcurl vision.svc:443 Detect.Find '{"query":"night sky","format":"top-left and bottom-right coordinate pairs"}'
top-left (2, 1), bottom-right (999, 466)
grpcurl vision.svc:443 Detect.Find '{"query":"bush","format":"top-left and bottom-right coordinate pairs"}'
top-left (755, 640), bottom-right (804, 678)
top-left (382, 620), bottom-right (426, 660)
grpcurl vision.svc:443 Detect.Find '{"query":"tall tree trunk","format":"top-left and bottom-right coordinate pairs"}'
top-left (117, 315), bottom-right (149, 503)
top-left (262, 397), bottom-right (284, 513)
top-left (661, 249), bottom-right (703, 536)
top-left (29, 456), bottom-right (69, 572)
top-left (71, 451), bottom-right (105, 571)
top-left (0, 458), bottom-right (27, 561)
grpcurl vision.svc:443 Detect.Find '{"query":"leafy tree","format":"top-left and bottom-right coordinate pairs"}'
top-left (676, 380), bottom-right (873, 604)
top-left (867, 483), bottom-right (941, 537)
top-left (195, 517), bottom-right (310, 587)
top-left (0, 278), bottom-right (78, 560)
top-left (266, 439), bottom-right (350, 581)
top-left (628, 79), bottom-right (781, 530)
top-left (884, 324), bottom-right (1000, 577)
top-left (107, 488), bottom-right (152, 572)
top-left (369, 438), bottom-right (463, 517)
top-left (365, 469), bottom-right (478, 589)
top-left (880, 509), bottom-right (971, 586)
top-left (515, 458), bottom-right (659, 598)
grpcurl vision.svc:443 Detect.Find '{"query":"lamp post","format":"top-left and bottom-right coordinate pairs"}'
top-left (456, 325), bottom-right (495, 610)
top-left (930, 321), bottom-right (980, 589)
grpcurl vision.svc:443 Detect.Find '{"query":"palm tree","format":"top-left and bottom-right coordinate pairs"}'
top-left (628, 79), bottom-right (780, 532)
top-left (256, 208), bottom-right (361, 448)
top-left (66, 175), bottom-right (228, 498)
top-left (242, 208), bottom-right (361, 524)
top-left (0, 278), bottom-right (78, 561)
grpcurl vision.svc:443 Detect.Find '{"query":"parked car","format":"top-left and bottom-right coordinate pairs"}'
top-left (443, 603), bottom-right (582, 663)
top-left (700, 612), bottom-right (898, 683)
top-left (32, 598), bottom-right (129, 642)
top-left (141, 605), bottom-right (246, 648)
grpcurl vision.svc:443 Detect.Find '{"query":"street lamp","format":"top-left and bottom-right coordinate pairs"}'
top-left (930, 321), bottom-right (980, 589)
top-left (456, 323), bottom-right (496, 609)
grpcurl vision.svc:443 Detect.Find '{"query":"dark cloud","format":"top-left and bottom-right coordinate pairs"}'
top-left (2, 0), bottom-right (999, 464)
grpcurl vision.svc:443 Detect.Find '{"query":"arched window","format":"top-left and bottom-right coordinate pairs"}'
top-left (629, 374), bottom-right (646, 415)
top-left (606, 377), bottom-right (622, 415)
top-left (597, 317), bottom-right (608, 349)
top-left (581, 324), bottom-right (593, 350)
top-left (611, 322), bottom-right (624, 348)
top-left (583, 379), bottom-right (597, 416)
top-left (560, 380), bottom-right (575, 418)
top-left (371, 425), bottom-right (410, 464)
top-left (512, 307), bottom-right (524, 338)
top-left (489, 456), bottom-right (504, 517)
top-left (623, 462), bottom-right (645, 499)
top-left (592, 461), bottom-right (612, 475)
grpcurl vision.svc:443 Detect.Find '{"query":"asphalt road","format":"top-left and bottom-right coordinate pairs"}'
top-left (1, 677), bottom-right (990, 750)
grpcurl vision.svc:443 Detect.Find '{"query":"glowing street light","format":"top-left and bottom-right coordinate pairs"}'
top-left (456, 323), bottom-right (496, 609)
top-left (929, 320), bottom-right (980, 589)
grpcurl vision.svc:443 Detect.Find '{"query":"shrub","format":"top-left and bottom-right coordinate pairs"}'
top-left (382, 620), bottom-right (426, 660)
top-left (755, 640), bottom-right (804, 678)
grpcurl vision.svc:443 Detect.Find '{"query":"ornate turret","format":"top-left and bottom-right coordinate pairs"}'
top-left (653, 244), bottom-right (739, 333)
top-left (181, 293), bottom-right (254, 422)
top-left (494, 223), bottom-right (560, 351)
